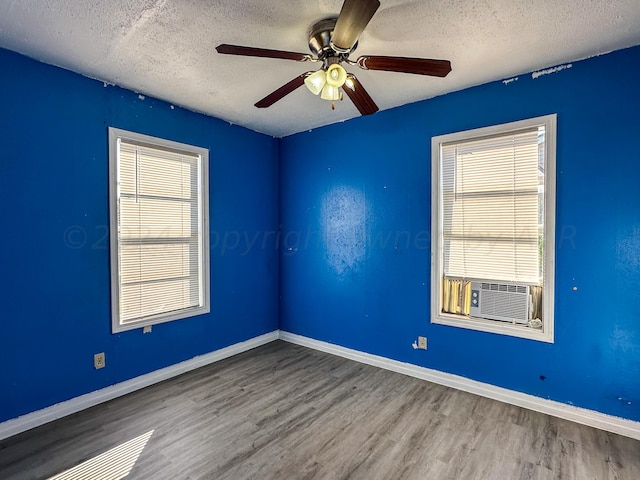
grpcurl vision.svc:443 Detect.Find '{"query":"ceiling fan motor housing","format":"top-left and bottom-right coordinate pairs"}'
top-left (308, 17), bottom-right (357, 61)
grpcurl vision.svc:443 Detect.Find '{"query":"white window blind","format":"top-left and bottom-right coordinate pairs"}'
top-left (431, 114), bottom-right (556, 343)
top-left (440, 127), bottom-right (543, 285)
top-left (109, 128), bottom-right (209, 332)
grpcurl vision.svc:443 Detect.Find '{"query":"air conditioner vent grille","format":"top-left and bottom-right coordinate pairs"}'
top-left (471, 281), bottom-right (531, 324)
top-left (481, 282), bottom-right (527, 294)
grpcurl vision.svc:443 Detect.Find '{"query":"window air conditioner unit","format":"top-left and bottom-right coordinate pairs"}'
top-left (470, 281), bottom-right (531, 324)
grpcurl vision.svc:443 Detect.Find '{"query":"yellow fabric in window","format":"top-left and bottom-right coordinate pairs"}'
top-left (442, 278), bottom-right (471, 316)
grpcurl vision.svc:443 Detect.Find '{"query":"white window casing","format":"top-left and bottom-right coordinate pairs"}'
top-left (109, 128), bottom-right (210, 333)
top-left (431, 115), bottom-right (556, 342)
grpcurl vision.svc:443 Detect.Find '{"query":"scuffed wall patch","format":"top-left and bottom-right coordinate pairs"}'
top-left (502, 77), bottom-right (519, 85)
top-left (322, 186), bottom-right (367, 277)
top-left (532, 64), bottom-right (573, 79)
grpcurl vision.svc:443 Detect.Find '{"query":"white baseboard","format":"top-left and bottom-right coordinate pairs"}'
top-left (0, 331), bottom-right (279, 442)
top-left (279, 331), bottom-right (640, 441)
top-left (4, 329), bottom-right (639, 443)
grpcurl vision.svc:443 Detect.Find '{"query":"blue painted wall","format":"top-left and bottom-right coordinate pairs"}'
top-left (0, 48), bottom-right (279, 423)
top-left (2, 44), bottom-right (639, 426)
top-left (279, 46), bottom-right (640, 421)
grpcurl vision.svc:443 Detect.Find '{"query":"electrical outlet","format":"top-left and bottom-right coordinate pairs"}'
top-left (418, 336), bottom-right (427, 350)
top-left (94, 352), bottom-right (105, 369)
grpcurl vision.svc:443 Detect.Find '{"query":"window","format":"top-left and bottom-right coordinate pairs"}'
top-left (109, 128), bottom-right (210, 333)
top-left (431, 115), bottom-right (556, 342)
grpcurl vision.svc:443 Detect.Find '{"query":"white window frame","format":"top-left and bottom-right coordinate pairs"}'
top-left (431, 114), bottom-right (556, 343)
top-left (109, 127), bottom-right (210, 333)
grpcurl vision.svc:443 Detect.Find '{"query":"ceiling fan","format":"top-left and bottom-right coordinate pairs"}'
top-left (216, 0), bottom-right (451, 116)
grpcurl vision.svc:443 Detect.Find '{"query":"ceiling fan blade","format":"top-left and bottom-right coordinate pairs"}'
top-left (216, 44), bottom-right (310, 62)
top-left (357, 55), bottom-right (452, 77)
top-left (331, 0), bottom-right (380, 52)
top-left (343, 74), bottom-right (379, 116)
top-left (255, 73), bottom-right (311, 108)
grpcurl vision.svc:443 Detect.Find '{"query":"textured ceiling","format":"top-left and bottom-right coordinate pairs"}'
top-left (0, 0), bottom-right (639, 137)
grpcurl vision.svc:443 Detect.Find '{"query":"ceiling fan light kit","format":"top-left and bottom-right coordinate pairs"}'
top-left (325, 64), bottom-right (348, 87)
top-left (320, 84), bottom-right (341, 101)
top-left (216, 0), bottom-right (451, 117)
top-left (304, 70), bottom-right (327, 95)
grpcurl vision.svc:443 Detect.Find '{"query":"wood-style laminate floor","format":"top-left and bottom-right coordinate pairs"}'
top-left (1, 341), bottom-right (639, 480)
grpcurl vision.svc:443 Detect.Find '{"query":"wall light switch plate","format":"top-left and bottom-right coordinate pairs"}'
top-left (418, 336), bottom-right (427, 350)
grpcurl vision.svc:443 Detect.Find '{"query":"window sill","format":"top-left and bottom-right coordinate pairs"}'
top-left (432, 313), bottom-right (554, 343)
top-left (112, 305), bottom-right (210, 334)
